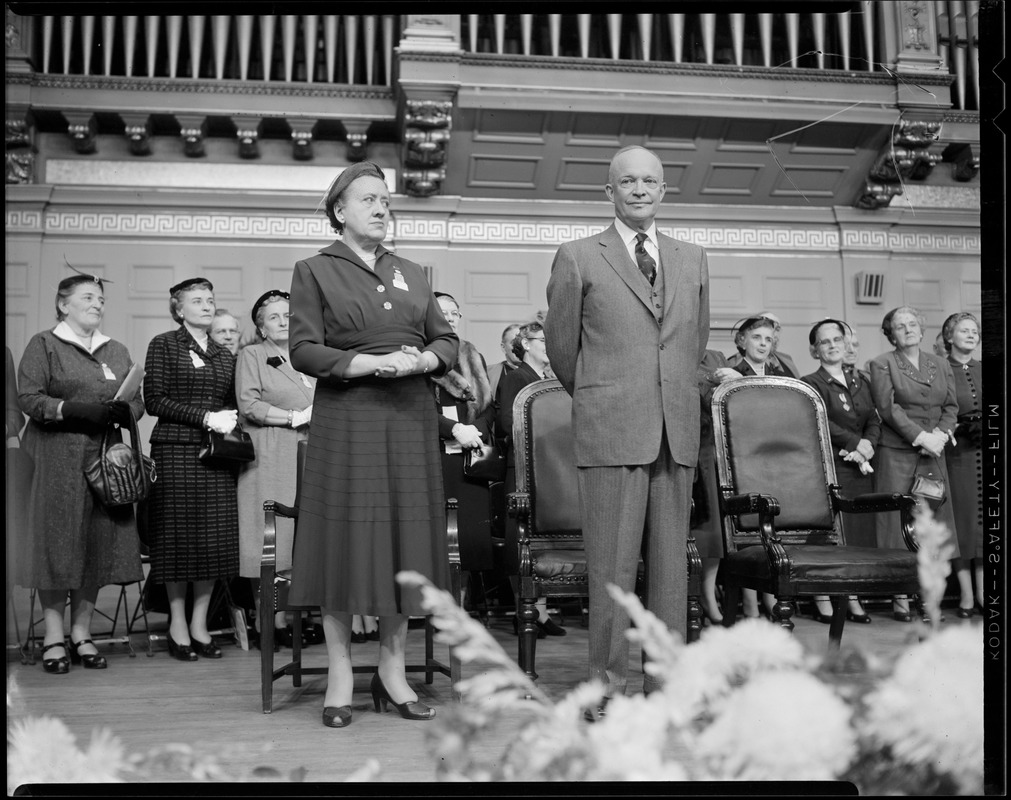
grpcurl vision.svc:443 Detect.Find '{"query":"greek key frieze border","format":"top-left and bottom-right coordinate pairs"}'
top-left (9, 209), bottom-right (981, 254)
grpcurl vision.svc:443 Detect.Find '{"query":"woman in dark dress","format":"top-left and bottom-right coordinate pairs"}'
top-left (430, 293), bottom-right (496, 598)
top-left (145, 278), bottom-right (239, 661)
top-left (288, 162), bottom-right (458, 729)
top-left (869, 306), bottom-right (959, 622)
top-left (802, 319), bottom-right (881, 624)
top-left (17, 274), bottom-right (144, 673)
top-left (495, 320), bottom-right (565, 637)
top-left (941, 312), bottom-right (983, 616)
top-left (692, 349), bottom-right (742, 624)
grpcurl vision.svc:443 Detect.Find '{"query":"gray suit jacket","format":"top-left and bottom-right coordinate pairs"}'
top-left (545, 223), bottom-right (710, 468)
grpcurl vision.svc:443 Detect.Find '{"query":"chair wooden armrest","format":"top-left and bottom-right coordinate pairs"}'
top-left (721, 491), bottom-right (781, 519)
top-left (830, 486), bottom-right (919, 551)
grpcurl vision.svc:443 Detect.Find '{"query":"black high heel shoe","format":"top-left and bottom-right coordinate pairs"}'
top-left (190, 636), bottom-right (223, 659)
top-left (846, 610), bottom-right (872, 624)
top-left (536, 617), bottom-right (567, 637)
top-left (370, 673), bottom-right (435, 720)
top-left (41, 642), bottom-right (70, 674)
top-left (956, 606), bottom-right (975, 619)
top-left (809, 604), bottom-right (834, 624)
top-left (69, 638), bottom-right (108, 669)
top-left (166, 634), bottom-right (198, 661)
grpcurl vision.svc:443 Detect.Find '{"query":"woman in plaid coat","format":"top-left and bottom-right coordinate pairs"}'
top-left (144, 278), bottom-right (239, 661)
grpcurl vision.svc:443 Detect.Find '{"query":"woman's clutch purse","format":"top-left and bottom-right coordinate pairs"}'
top-left (463, 443), bottom-right (506, 482)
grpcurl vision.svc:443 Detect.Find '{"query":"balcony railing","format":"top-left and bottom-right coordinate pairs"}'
top-left (26, 7), bottom-right (979, 110)
top-left (462, 6), bottom-right (980, 110)
top-left (34, 14), bottom-right (398, 85)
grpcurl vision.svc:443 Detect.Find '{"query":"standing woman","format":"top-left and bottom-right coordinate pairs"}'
top-left (17, 273), bottom-right (144, 672)
top-left (802, 319), bottom-right (880, 624)
top-left (869, 306), bottom-right (959, 621)
top-left (288, 162), bottom-right (458, 729)
top-left (940, 312), bottom-right (983, 615)
top-left (235, 290), bottom-right (315, 646)
top-left (144, 278), bottom-right (239, 660)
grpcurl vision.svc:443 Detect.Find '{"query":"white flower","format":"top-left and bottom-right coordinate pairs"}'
top-left (696, 671), bottom-right (856, 781)
top-left (913, 505), bottom-right (955, 633)
top-left (860, 626), bottom-right (983, 794)
top-left (7, 716), bottom-right (126, 792)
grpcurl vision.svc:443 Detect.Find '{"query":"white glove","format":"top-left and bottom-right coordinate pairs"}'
top-left (206, 409), bottom-right (237, 434)
top-left (452, 423), bottom-right (484, 450)
top-left (291, 406), bottom-right (312, 428)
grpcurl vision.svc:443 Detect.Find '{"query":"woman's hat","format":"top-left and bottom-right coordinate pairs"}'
top-left (251, 290), bottom-right (290, 325)
top-left (170, 277), bottom-right (213, 294)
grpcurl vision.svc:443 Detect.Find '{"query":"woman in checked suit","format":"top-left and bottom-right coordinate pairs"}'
top-left (144, 278), bottom-right (240, 661)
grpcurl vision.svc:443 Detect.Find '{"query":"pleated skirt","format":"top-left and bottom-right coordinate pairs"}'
top-left (147, 443), bottom-right (240, 582)
top-left (289, 376), bottom-right (450, 616)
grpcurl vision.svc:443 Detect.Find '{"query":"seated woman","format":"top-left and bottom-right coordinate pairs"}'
top-left (802, 319), bottom-right (880, 624)
top-left (430, 293), bottom-right (496, 609)
top-left (869, 305), bottom-right (959, 622)
top-left (727, 316), bottom-right (788, 618)
top-left (495, 321), bottom-right (565, 637)
top-left (692, 350), bottom-right (742, 624)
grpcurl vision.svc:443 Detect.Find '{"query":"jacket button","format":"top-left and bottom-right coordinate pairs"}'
top-left (377, 285), bottom-right (386, 293)
top-left (659, 344), bottom-right (665, 350)
top-left (383, 302), bottom-right (392, 310)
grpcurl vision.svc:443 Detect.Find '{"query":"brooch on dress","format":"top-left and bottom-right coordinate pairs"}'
top-left (266, 356), bottom-right (286, 369)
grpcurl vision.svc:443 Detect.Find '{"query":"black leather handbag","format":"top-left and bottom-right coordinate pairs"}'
top-left (463, 443), bottom-right (506, 482)
top-left (199, 426), bottom-right (255, 466)
top-left (84, 410), bottom-right (157, 507)
top-left (910, 454), bottom-right (946, 509)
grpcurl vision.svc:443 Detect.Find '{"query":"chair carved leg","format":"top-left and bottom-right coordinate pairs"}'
top-left (291, 611), bottom-right (303, 687)
top-left (774, 598), bottom-right (795, 632)
top-left (517, 598), bottom-right (539, 681)
top-left (722, 583), bottom-right (741, 627)
top-left (260, 575), bottom-right (277, 714)
top-left (686, 594), bottom-right (703, 643)
top-left (828, 598), bottom-right (846, 649)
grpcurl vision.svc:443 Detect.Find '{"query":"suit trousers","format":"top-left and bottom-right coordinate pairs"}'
top-left (577, 433), bottom-right (692, 696)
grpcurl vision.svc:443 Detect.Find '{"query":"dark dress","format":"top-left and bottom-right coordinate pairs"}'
top-left (434, 351), bottom-right (496, 573)
top-left (802, 366), bottom-right (881, 548)
top-left (946, 356), bottom-right (983, 562)
top-left (16, 327), bottom-right (144, 590)
top-left (144, 327), bottom-right (239, 583)
top-left (287, 240), bottom-right (458, 616)
top-left (691, 350), bottom-right (730, 558)
top-left (869, 350), bottom-right (959, 554)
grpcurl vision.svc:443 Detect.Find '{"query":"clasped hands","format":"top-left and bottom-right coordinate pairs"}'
top-left (840, 438), bottom-right (875, 475)
top-left (206, 409), bottom-right (237, 435)
top-left (913, 427), bottom-right (950, 458)
top-left (374, 346), bottom-right (433, 378)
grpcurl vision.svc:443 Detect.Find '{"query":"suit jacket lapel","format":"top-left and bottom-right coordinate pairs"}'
top-left (659, 233), bottom-right (682, 323)
top-left (598, 224), bottom-right (653, 311)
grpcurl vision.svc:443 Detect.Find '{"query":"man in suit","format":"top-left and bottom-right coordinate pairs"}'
top-left (487, 323), bottom-right (522, 399)
top-left (545, 145), bottom-right (710, 715)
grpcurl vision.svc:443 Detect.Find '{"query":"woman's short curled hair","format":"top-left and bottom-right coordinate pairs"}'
top-left (253, 293), bottom-right (289, 337)
top-left (807, 318), bottom-right (848, 360)
top-left (880, 306), bottom-right (926, 347)
top-left (169, 279), bottom-right (214, 324)
top-left (940, 311), bottom-right (980, 353)
top-left (512, 321), bottom-right (544, 360)
top-left (323, 161), bottom-right (386, 234)
top-left (55, 275), bottom-right (104, 322)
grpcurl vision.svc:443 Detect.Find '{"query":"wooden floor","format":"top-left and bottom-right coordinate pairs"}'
top-left (6, 581), bottom-right (984, 786)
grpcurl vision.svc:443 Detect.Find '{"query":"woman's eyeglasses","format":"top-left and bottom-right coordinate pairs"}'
top-left (444, 310), bottom-right (463, 320)
top-left (524, 336), bottom-right (545, 342)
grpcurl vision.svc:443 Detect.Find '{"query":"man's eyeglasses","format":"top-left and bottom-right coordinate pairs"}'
top-left (444, 310), bottom-right (463, 320)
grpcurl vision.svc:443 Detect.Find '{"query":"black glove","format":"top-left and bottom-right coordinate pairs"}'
top-left (61, 401), bottom-right (111, 427)
top-left (105, 400), bottom-right (133, 426)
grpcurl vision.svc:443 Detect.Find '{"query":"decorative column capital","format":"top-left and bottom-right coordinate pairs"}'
top-left (64, 111), bottom-right (97, 155)
top-left (233, 116), bottom-right (262, 160)
top-left (177, 114), bottom-right (207, 158)
top-left (121, 113), bottom-right (152, 156)
top-left (288, 118), bottom-right (316, 161)
top-left (884, 1), bottom-right (946, 74)
top-left (399, 15), bottom-right (462, 53)
top-left (6, 113), bottom-right (35, 185)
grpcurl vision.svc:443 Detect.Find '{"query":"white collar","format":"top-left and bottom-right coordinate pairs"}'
top-left (52, 321), bottom-right (110, 354)
top-left (614, 217), bottom-right (658, 247)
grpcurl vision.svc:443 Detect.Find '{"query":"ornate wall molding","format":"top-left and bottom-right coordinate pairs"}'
top-left (7, 208), bottom-right (980, 255)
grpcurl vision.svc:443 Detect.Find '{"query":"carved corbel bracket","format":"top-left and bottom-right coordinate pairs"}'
top-left (233, 117), bottom-right (262, 160)
top-left (401, 99), bottom-right (453, 197)
top-left (64, 111), bottom-right (97, 154)
top-left (855, 182), bottom-right (904, 210)
top-left (177, 115), bottom-right (207, 158)
top-left (5, 115), bottom-right (35, 185)
top-left (121, 113), bottom-right (152, 156)
top-left (288, 119), bottom-right (315, 161)
top-left (402, 168), bottom-right (447, 198)
top-left (942, 142), bottom-right (979, 182)
top-left (856, 119), bottom-right (943, 208)
top-left (343, 121), bottom-right (370, 162)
